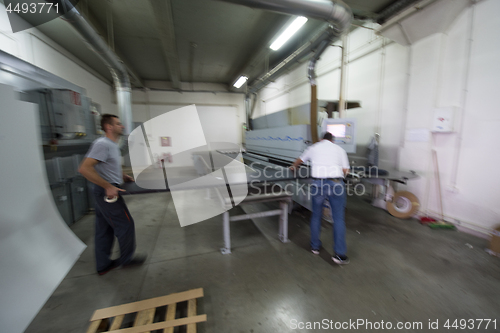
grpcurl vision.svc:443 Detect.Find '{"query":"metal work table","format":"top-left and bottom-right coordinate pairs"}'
top-left (122, 149), bottom-right (299, 254)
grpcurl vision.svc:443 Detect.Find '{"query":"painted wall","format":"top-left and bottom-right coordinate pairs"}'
top-left (253, 0), bottom-right (500, 234)
top-left (130, 89), bottom-right (246, 149)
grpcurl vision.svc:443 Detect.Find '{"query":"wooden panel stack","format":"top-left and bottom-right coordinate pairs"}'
top-left (86, 288), bottom-right (206, 333)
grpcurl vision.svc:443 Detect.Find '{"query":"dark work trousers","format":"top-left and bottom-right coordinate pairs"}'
top-left (93, 184), bottom-right (136, 271)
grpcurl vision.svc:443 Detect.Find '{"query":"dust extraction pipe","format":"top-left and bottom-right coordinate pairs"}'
top-left (61, 0), bottom-right (133, 136)
top-left (215, 0), bottom-right (351, 30)
top-left (308, 35), bottom-right (334, 142)
top-left (216, 0), bottom-right (352, 142)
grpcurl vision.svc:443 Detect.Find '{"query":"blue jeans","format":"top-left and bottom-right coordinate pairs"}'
top-left (93, 184), bottom-right (136, 271)
top-left (310, 179), bottom-right (347, 256)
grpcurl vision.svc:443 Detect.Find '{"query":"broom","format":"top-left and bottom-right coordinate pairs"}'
top-left (427, 145), bottom-right (455, 230)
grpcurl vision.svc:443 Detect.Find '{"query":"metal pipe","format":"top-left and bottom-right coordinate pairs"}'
top-left (308, 28), bottom-right (338, 143)
top-left (248, 25), bottom-right (334, 94)
top-left (229, 209), bottom-right (283, 221)
top-left (215, 0), bottom-right (352, 94)
top-left (215, 0), bottom-right (351, 32)
top-left (61, 0), bottom-right (133, 135)
top-left (307, 35), bottom-right (332, 143)
top-left (451, 3), bottom-right (475, 189)
top-left (245, 94), bottom-right (251, 130)
top-left (220, 1), bottom-right (352, 143)
top-left (338, 34), bottom-right (347, 118)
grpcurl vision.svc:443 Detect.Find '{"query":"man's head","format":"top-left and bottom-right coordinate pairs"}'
top-left (101, 114), bottom-right (124, 136)
top-left (323, 132), bottom-right (334, 142)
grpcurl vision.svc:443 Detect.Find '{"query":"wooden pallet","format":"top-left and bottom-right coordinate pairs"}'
top-left (86, 288), bottom-right (206, 333)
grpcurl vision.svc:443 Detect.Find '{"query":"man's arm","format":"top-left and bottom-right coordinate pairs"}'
top-left (343, 168), bottom-right (350, 177)
top-left (290, 158), bottom-right (304, 171)
top-left (79, 158), bottom-right (124, 198)
top-left (123, 173), bottom-right (134, 182)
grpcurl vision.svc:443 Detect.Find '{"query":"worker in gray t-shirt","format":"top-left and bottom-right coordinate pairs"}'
top-left (79, 114), bottom-right (146, 275)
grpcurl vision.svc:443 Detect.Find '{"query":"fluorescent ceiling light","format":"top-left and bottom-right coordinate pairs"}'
top-left (233, 75), bottom-right (248, 88)
top-left (270, 16), bottom-right (308, 51)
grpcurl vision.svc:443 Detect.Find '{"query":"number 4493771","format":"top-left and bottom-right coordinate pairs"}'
top-left (6, 2), bottom-right (59, 14)
top-left (444, 319), bottom-right (496, 330)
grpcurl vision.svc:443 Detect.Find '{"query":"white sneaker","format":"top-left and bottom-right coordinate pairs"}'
top-left (332, 254), bottom-right (349, 264)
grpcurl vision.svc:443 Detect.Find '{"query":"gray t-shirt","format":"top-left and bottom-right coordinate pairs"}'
top-left (86, 137), bottom-right (122, 185)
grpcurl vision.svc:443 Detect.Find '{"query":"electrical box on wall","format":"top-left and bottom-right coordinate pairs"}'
top-left (432, 108), bottom-right (454, 132)
top-left (52, 90), bottom-right (87, 139)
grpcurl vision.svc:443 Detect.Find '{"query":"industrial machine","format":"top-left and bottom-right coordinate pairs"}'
top-left (243, 102), bottom-right (419, 219)
top-left (321, 117), bottom-right (357, 153)
top-left (0, 50), bottom-right (102, 226)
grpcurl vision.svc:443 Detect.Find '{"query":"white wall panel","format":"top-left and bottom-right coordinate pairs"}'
top-left (438, 9), bottom-right (468, 108)
top-left (345, 50), bottom-right (382, 146)
top-left (0, 85), bottom-right (85, 333)
top-left (379, 43), bottom-right (409, 167)
top-left (405, 34), bottom-right (442, 128)
top-left (254, 0), bottom-right (499, 232)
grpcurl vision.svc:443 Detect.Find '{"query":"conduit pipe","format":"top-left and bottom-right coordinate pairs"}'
top-left (217, 0), bottom-right (352, 142)
top-left (61, 0), bottom-right (133, 136)
top-left (216, 0), bottom-right (352, 32)
top-left (308, 35), bottom-right (334, 142)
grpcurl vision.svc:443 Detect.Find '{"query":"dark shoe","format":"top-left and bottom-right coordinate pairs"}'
top-left (311, 248), bottom-right (320, 255)
top-left (97, 260), bottom-right (119, 276)
top-left (332, 254), bottom-right (350, 265)
top-left (122, 255), bottom-right (147, 268)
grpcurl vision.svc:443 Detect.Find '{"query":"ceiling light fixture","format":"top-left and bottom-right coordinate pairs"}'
top-left (270, 16), bottom-right (308, 51)
top-left (233, 75), bottom-right (248, 88)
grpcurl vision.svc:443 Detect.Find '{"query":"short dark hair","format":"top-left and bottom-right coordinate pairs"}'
top-left (323, 132), bottom-right (334, 141)
top-left (100, 114), bottom-right (118, 131)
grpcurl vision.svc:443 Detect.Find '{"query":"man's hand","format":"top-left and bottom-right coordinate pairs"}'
top-left (105, 185), bottom-right (125, 199)
top-left (290, 158), bottom-right (303, 172)
top-left (123, 174), bottom-right (134, 182)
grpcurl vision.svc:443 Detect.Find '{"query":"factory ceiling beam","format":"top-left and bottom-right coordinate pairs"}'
top-left (149, 0), bottom-right (182, 90)
top-left (76, 2), bottom-right (144, 88)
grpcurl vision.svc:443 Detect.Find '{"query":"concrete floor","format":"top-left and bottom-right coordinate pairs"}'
top-left (26, 192), bottom-right (500, 333)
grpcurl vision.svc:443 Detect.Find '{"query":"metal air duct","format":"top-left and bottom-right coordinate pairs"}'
top-left (216, 0), bottom-right (351, 31)
top-left (216, 1), bottom-right (352, 94)
top-left (61, 0), bottom-right (133, 136)
top-left (307, 34), bottom-right (335, 142)
top-left (217, 1), bottom-right (352, 143)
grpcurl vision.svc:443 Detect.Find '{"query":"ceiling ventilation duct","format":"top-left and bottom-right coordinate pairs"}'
top-left (215, 0), bottom-right (352, 93)
top-left (61, 0), bottom-right (133, 136)
top-left (216, 0), bottom-right (352, 139)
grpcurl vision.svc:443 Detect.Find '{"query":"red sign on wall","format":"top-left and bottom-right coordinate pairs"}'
top-left (160, 137), bottom-right (171, 147)
top-left (70, 91), bottom-right (81, 105)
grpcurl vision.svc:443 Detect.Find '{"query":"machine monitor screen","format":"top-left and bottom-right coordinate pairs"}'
top-left (321, 118), bottom-right (357, 153)
top-left (327, 124), bottom-right (346, 138)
